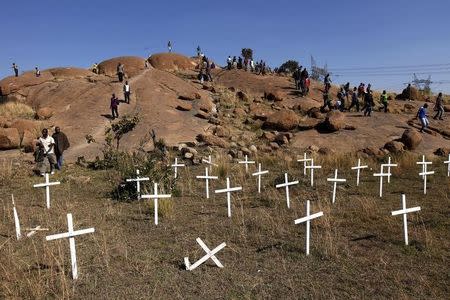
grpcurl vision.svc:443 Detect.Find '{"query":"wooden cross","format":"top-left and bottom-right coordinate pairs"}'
top-left (46, 213), bottom-right (95, 280)
top-left (12, 194), bottom-right (47, 240)
top-left (275, 173), bottom-right (299, 208)
top-left (373, 165), bottom-right (391, 198)
top-left (196, 167), bottom-right (218, 199)
top-left (252, 163), bottom-right (269, 194)
top-left (297, 153), bottom-right (312, 176)
top-left (171, 157), bottom-right (185, 179)
top-left (126, 169), bottom-right (150, 200)
top-left (141, 183), bottom-right (172, 225)
top-left (418, 163), bottom-right (434, 195)
top-left (381, 156), bottom-right (397, 183)
top-left (305, 159), bottom-right (322, 187)
top-left (326, 169), bottom-right (346, 204)
top-left (33, 173), bottom-right (60, 209)
top-left (184, 237), bottom-right (226, 271)
top-left (416, 155), bottom-right (432, 180)
top-left (351, 158), bottom-right (368, 186)
top-left (202, 155), bottom-right (218, 171)
top-left (215, 178), bottom-right (242, 217)
top-left (445, 154), bottom-right (450, 177)
top-left (294, 200), bottom-right (324, 255)
top-left (238, 155), bottom-right (255, 173)
top-left (391, 194), bottom-right (421, 245)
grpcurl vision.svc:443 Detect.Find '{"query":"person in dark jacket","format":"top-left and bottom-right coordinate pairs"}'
top-left (348, 87), bottom-right (360, 112)
top-left (52, 127), bottom-right (70, 170)
top-left (433, 92), bottom-right (444, 120)
top-left (363, 91), bottom-right (374, 116)
top-left (110, 93), bottom-right (119, 119)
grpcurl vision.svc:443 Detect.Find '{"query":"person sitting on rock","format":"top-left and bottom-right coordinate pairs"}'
top-left (416, 103), bottom-right (429, 132)
top-left (117, 63), bottom-right (124, 82)
top-left (363, 91), bottom-right (374, 117)
top-left (12, 63), bottom-right (19, 77)
top-left (110, 93), bottom-right (120, 119)
top-left (348, 87), bottom-right (360, 112)
top-left (123, 81), bottom-right (131, 104)
top-left (380, 90), bottom-right (388, 113)
top-left (433, 92), bottom-right (444, 120)
top-left (37, 128), bottom-right (57, 175)
top-left (52, 126), bottom-right (70, 170)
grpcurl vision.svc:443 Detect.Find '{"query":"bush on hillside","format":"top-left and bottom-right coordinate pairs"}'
top-left (278, 60), bottom-right (300, 73)
top-left (0, 102), bottom-right (35, 119)
top-left (241, 48), bottom-right (253, 60)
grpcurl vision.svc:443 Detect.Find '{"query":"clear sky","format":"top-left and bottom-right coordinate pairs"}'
top-left (1, 0), bottom-right (449, 93)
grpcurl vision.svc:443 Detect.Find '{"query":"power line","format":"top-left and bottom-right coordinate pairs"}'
top-left (334, 70), bottom-right (450, 77)
top-left (329, 62), bottom-right (450, 71)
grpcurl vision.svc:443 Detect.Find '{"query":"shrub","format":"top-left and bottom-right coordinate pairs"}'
top-left (241, 48), bottom-right (253, 60)
top-left (0, 102), bottom-right (35, 119)
top-left (278, 60), bottom-right (300, 73)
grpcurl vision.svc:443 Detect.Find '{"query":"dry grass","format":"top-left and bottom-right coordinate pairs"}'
top-left (0, 152), bottom-right (449, 298)
top-left (0, 102), bottom-right (35, 119)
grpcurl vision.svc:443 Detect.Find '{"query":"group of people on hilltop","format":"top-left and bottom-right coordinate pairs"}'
top-left (198, 56), bottom-right (215, 83)
top-left (226, 56), bottom-right (269, 75)
top-left (10, 63), bottom-right (41, 77)
top-left (34, 127), bottom-right (70, 176)
top-left (292, 66), bottom-right (310, 96)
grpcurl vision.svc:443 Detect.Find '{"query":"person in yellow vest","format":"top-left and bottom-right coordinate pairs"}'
top-left (380, 90), bottom-right (388, 113)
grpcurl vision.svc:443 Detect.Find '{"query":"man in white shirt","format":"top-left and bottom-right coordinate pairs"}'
top-left (123, 81), bottom-right (131, 104)
top-left (38, 128), bottom-right (56, 175)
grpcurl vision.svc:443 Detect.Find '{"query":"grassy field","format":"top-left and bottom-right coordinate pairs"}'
top-left (0, 151), bottom-right (449, 299)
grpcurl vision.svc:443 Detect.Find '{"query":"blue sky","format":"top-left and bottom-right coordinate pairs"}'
top-left (1, 0), bottom-right (449, 92)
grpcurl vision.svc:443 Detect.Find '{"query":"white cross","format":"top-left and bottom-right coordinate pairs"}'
top-left (305, 159), bottom-right (322, 187)
top-left (326, 169), bottom-right (347, 204)
top-left (275, 173), bottom-right (299, 208)
top-left (419, 164), bottom-right (434, 195)
top-left (445, 154), bottom-right (450, 177)
top-left (373, 165), bottom-right (391, 198)
top-left (294, 200), bottom-right (324, 255)
top-left (238, 155), bottom-right (255, 173)
top-left (196, 167), bottom-right (218, 199)
top-left (202, 155), bottom-right (218, 171)
top-left (12, 194), bottom-right (21, 240)
top-left (215, 178), bottom-right (242, 218)
top-left (141, 183), bottom-right (172, 225)
top-left (46, 213), bottom-right (95, 280)
top-left (33, 173), bottom-right (60, 209)
top-left (252, 163), bottom-right (269, 193)
top-left (416, 155), bottom-right (432, 180)
top-left (171, 157), bottom-right (185, 179)
top-left (297, 153), bottom-right (312, 176)
top-left (351, 158), bottom-right (368, 186)
top-left (126, 169), bottom-right (150, 200)
top-left (184, 238), bottom-right (226, 271)
top-left (381, 156), bottom-right (397, 183)
top-left (391, 194), bottom-right (421, 245)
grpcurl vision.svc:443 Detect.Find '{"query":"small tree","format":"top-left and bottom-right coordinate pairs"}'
top-left (278, 60), bottom-right (300, 73)
top-left (241, 48), bottom-right (253, 60)
top-left (106, 114), bottom-right (140, 150)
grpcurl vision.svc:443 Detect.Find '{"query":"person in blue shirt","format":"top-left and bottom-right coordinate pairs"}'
top-left (416, 103), bottom-right (429, 133)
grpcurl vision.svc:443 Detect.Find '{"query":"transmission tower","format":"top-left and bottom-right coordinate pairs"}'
top-left (412, 73), bottom-right (432, 91)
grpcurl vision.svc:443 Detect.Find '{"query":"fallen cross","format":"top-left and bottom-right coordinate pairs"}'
top-left (373, 165), bottom-right (391, 198)
top-left (297, 153), bottom-right (312, 176)
top-left (215, 178), bottom-right (242, 217)
top-left (238, 155), bottom-right (255, 173)
top-left (326, 169), bottom-right (346, 204)
top-left (416, 155), bottom-right (432, 180)
top-left (391, 194), bottom-right (421, 245)
top-left (381, 156), bottom-right (397, 183)
top-left (12, 194), bottom-right (47, 240)
top-left (305, 159), bottom-right (322, 187)
top-left (184, 237), bottom-right (226, 271)
top-left (196, 167), bottom-right (218, 199)
top-left (202, 155), bottom-right (218, 171)
top-left (171, 157), bottom-right (185, 179)
top-left (46, 213), bottom-right (95, 280)
top-left (33, 173), bottom-right (60, 209)
top-left (445, 154), bottom-right (450, 177)
top-left (141, 183), bottom-right (172, 225)
top-left (252, 163), bottom-right (269, 194)
top-left (419, 163), bottom-right (434, 195)
top-left (351, 158), bottom-right (368, 186)
top-left (275, 173), bottom-right (299, 208)
top-left (294, 200), bottom-right (324, 255)
top-left (126, 169), bottom-right (150, 200)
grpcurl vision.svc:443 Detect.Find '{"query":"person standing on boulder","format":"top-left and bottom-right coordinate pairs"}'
top-left (117, 63), bottom-right (125, 82)
top-left (380, 90), bottom-right (388, 113)
top-left (348, 87), bottom-right (360, 112)
top-left (35, 67), bottom-right (41, 77)
top-left (52, 127), bottom-right (70, 170)
top-left (12, 63), bottom-right (19, 77)
top-left (433, 92), bottom-right (444, 120)
top-left (123, 81), bottom-right (131, 104)
top-left (416, 103), bottom-right (429, 132)
top-left (324, 73), bottom-right (331, 93)
top-left (110, 93), bottom-right (119, 119)
top-left (38, 128), bottom-right (56, 175)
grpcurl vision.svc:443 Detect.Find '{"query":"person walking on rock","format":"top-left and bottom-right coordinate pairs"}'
top-left (117, 63), bottom-right (124, 82)
top-left (348, 87), bottom-right (360, 112)
top-left (380, 90), bottom-right (388, 113)
top-left (416, 103), bottom-right (429, 132)
top-left (12, 63), bottom-right (19, 77)
top-left (168, 41), bottom-right (172, 52)
top-left (123, 81), bottom-right (131, 104)
top-left (363, 91), bottom-right (374, 117)
top-left (433, 92), bottom-right (444, 120)
top-left (38, 128), bottom-right (57, 175)
top-left (52, 127), bottom-right (70, 170)
top-left (110, 93), bottom-right (120, 119)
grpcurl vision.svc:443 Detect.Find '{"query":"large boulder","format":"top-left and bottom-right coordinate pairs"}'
top-left (401, 129), bottom-right (422, 150)
top-left (98, 56), bottom-right (146, 78)
top-left (384, 141), bottom-right (405, 153)
top-left (0, 128), bottom-right (20, 150)
top-left (264, 90), bottom-right (284, 101)
top-left (148, 53), bottom-right (197, 71)
top-left (47, 67), bottom-right (93, 79)
top-left (21, 130), bottom-right (38, 152)
top-left (36, 107), bottom-right (54, 120)
top-left (249, 103), bottom-right (272, 120)
top-left (320, 111), bottom-right (346, 132)
top-left (444, 105), bottom-right (450, 112)
top-left (196, 134), bottom-right (230, 148)
top-left (263, 110), bottom-right (299, 131)
top-left (10, 119), bottom-right (42, 136)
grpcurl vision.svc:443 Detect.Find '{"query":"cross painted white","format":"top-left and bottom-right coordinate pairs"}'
top-left (391, 194), bottom-right (421, 245)
top-left (171, 157), bottom-right (185, 179)
top-left (184, 238), bottom-right (226, 271)
top-left (445, 154), bottom-right (450, 177)
top-left (294, 200), bottom-right (324, 255)
top-left (46, 213), bottom-right (95, 280)
top-left (141, 183), bottom-right (172, 225)
top-left (215, 178), bottom-right (242, 217)
top-left (196, 167), bottom-right (218, 199)
top-left (126, 169), bottom-right (150, 200)
top-left (373, 165), bottom-right (391, 198)
top-left (351, 158), bottom-right (368, 186)
top-left (381, 156), bottom-right (398, 183)
top-left (416, 155), bottom-right (432, 179)
top-left (202, 155), bottom-right (218, 171)
top-left (297, 153), bottom-right (312, 176)
top-left (252, 163), bottom-right (269, 193)
top-left (419, 164), bottom-right (434, 195)
top-left (238, 155), bottom-right (255, 173)
top-left (12, 195), bottom-right (21, 240)
top-left (275, 173), bottom-right (299, 208)
top-left (305, 159), bottom-right (322, 187)
top-left (326, 169), bottom-right (347, 204)
top-left (33, 173), bottom-right (60, 209)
